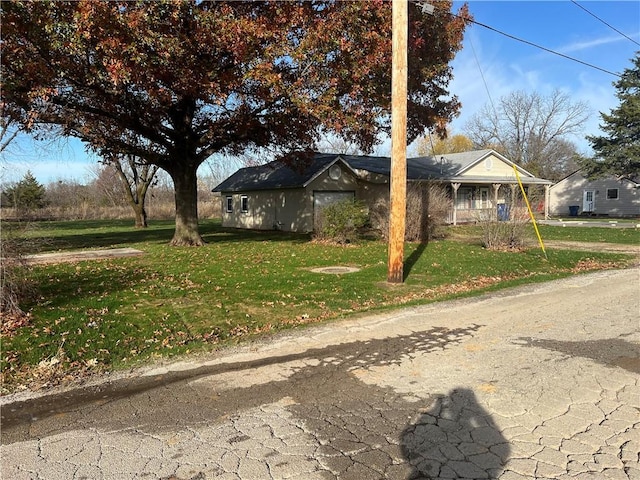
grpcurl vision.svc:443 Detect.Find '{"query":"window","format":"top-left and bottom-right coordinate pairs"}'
top-left (456, 187), bottom-right (473, 209)
top-left (606, 188), bottom-right (619, 200)
top-left (241, 195), bottom-right (249, 213)
top-left (226, 196), bottom-right (233, 213)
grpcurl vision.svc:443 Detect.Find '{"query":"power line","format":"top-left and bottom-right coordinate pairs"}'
top-left (570, 0), bottom-right (640, 47)
top-left (469, 35), bottom-right (497, 119)
top-left (420, 4), bottom-right (624, 78)
top-left (461, 14), bottom-right (623, 78)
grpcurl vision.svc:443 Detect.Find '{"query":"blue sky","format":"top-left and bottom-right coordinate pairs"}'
top-left (446, 0), bottom-right (639, 146)
top-left (2, 0), bottom-right (638, 185)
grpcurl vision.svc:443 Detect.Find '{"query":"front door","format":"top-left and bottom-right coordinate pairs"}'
top-left (583, 190), bottom-right (595, 213)
top-left (478, 188), bottom-right (490, 208)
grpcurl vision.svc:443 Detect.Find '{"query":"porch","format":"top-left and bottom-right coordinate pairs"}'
top-left (446, 183), bottom-right (550, 225)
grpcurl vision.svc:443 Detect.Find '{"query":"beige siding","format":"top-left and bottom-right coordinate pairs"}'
top-left (462, 153), bottom-right (518, 178)
top-left (221, 189), bottom-right (312, 232)
top-left (549, 173), bottom-right (639, 217)
top-left (220, 163), bottom-right (366, 233)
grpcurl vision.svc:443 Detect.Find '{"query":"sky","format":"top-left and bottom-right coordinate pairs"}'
top-left (1, 0), bottom-right (638, 185)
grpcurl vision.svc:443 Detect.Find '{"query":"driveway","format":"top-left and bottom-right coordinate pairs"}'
top-left (539, 219), bottom-right (640, 229)
top-left (1, 268), bottom-right (639, 479)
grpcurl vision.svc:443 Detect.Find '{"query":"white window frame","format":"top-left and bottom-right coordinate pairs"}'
top-left (240, 195), bottom-right (249, 213)
top-left (226, 196), bottom-right (233, 213)
top-left (606, 188), bottom-right (619, 200)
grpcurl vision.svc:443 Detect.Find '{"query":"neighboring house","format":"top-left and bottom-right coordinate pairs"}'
top-left (549, 170), bottom-right (640, 218)
top-left (213, 150), bottom-right (552, 232)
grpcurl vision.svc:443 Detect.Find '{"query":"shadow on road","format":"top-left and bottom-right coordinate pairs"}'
top-left (2, 323), bottom-right (513, 479)
top-left (402, 388), bottom-right (510, 479)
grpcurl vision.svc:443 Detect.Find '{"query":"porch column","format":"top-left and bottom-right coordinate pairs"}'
top-left (492, 183), bottom-right (501, 221)
top-left (544, 184), bottom-right (550, 220)
top-left (451, 182), bottom-right (461, 226)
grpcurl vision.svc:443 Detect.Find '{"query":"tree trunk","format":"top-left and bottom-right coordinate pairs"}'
top-left (133, 203), bottom-right (148, 228)
top-left (169, 164), bottom-right (204, 246)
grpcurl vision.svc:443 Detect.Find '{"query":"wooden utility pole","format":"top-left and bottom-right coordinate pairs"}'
top-left (387, 0), bottom-right (408, 283)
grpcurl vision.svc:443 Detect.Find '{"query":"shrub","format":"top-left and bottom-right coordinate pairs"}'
top-left (476, 187), bottom-right (543, 250)
top-left (371, 182), bottom-right (451, 242)
top-left (0, 222), bottom-right (40, 334)
top-left (314, 199), bottom-right (369, 244)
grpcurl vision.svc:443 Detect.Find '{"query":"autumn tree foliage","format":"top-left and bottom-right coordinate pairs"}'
top-left (1, 0), bottom-right (470, 245)
top-left (415, 129), bottom-right (474, 156)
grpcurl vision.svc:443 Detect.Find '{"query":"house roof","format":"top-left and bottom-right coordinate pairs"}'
top-left (212, 153), bottom-right (341, 192)
top-left (213, 150), bottom-right (552, 193)
top-left (552, 169), bottom-right (640, 188)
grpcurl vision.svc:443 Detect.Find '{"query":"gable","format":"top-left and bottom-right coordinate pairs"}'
top-left (213, 154), bottom-right (340, 193)
top-left (461, 152), bottom-right (520, 178)
top-left (552, 170), bottom-right (640, 190)
top-left (214, 149), bottom-right (552, 194)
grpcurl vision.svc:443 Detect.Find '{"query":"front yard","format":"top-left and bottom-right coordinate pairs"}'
top-left (2, 219), bottom-right (637, 393)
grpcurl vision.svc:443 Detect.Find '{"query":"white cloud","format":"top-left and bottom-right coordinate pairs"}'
top-left (556, 34), bottom-right (630, 55)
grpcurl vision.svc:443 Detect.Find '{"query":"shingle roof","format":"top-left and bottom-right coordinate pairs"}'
top-left (213, 150), bottom-right (551, 193)
top-left (212, 153), bottom-right (338, 192)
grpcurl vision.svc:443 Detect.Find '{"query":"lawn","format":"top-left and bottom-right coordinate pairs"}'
top-left (2, 219), bottom-right (636, 393)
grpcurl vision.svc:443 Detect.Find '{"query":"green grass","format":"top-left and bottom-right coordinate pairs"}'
top-left (537, 225), bottom-right (640, 244)
top-left (2, 219), bottom-right (636, 392)
top-left (451, 223), bottom-right (640, 245)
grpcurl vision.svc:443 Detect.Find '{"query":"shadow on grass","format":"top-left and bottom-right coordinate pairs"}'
top-left (26, 263), bottom-right (153, 310)
top-left (404, 242), bottom-right (429, 281)
top-left (21, 219), bottom-right (312, 252)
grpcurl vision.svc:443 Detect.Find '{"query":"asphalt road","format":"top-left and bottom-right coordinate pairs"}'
top-left (1, 268), bottom-right (639, 480)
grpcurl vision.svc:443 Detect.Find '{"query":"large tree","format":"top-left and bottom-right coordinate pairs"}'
top-left (96, 155), bottom-right (159, 228)
top-left (1, 0), bottom-right (470, 245)
top-left (1, 170), bottom-right (47, 214)
top-left (414, 129), bottom-right (473, 156)
top-left (464, 90), bottom-right (589, 181)
top-left (583, 54), bottom-right (640, 179)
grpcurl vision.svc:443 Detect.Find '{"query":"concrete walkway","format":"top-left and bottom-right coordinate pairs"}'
top-left (1, 268), bottom-right (639, 479)
top-left (539, 219), bottom-right (640, 229)
top-left (24, 248), bottom-right (144, 265)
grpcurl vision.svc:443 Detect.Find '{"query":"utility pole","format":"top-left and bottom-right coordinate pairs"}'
top-left (387, 0), bottom-right (408, 283)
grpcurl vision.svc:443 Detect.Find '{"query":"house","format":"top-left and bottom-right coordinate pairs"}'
top-left (212, 150), bottom-right (553, 232)
top-left (549, 170), bottom-right (640, 218)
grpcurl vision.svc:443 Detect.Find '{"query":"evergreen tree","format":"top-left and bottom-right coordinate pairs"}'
top-left (584, 54), bottom-right (640, 179)
top-left (1, 171), bottom-right (47, 212)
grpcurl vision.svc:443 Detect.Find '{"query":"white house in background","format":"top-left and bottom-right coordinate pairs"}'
top-left (213, 150), bottom-right (552, 233)
top-left (549, 170), bottom-right (640, 218)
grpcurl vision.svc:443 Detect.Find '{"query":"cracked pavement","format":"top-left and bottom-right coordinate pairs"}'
top-left (1, 268), bottom-right (639, 479)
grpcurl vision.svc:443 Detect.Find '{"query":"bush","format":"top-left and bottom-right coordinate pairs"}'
top-left (1, 222), bottom-right (40, 333)
top-left (476, 187), bottom-right (543, 250)
top-left (477, 215), bottom-right (530, 250)
top-left (314, 199), bottom-right (369, 244)
top-left (371, 182), bottom-right (451, 242)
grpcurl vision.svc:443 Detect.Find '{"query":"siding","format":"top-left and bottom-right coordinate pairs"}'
top-left (549, 172), bottom-right (640, 217)
top-left (220, 162), bottom-right (362, 232)
top-left (462, 153), bottom-right (518, 178)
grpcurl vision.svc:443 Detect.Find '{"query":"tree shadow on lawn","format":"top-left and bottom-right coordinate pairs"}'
top-left (201, 226), bottom-right (312, 245)
top-left (27, 262), bottom-right (153, 310)
top-left (29, 221), bottom-right (311, 252)
top-left (27, 225), bottom-right (177, 252)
